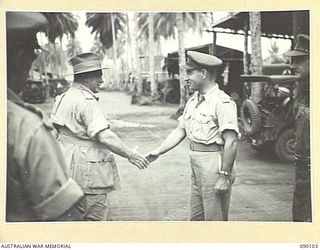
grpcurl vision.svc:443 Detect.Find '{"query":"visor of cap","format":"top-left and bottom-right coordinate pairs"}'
top-left (285, 49), bottom-right (309, 57)
top-left (6, 12), bottom-right (47, 32)
top-left (181, 62), bottom-right (201, 70)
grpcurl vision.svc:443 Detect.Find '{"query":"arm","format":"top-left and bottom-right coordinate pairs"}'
top-left (220, 129), bottom-right (238, 173)
top-left (80, 101), bottom-right (148, 170)
top-left (146, 126), bottom-right (186, 162)
top-left (156, 126), bottom-right (186, 155)
top-left (23, 125), bottom-right (84, 221)
top-left (96, 129), bottom-right (149, 169)
top-left (213, 99), bottom-right (239, 194)
top-left (213, 130), bottom-right (238, 194)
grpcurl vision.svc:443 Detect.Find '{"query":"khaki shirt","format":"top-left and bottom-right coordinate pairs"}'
top-left (7, 89), bottom-right (83, 222)
top-left (51, 83), bottom-right (120, 194)
top-left (178, 84), bottom-right (239, 145)
top-left (51, 83), bottom-right (111, 140)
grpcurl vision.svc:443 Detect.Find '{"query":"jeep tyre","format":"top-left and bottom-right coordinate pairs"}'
top-left (275, 128), bottom-right (295, 162)
top-left (240, 99), bottom-right (261, 135)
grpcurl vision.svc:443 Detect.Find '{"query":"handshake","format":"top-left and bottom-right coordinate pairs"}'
top-left (127, 147), bottom-right (161, 170)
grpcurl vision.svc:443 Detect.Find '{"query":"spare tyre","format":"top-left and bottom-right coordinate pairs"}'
top-left (275, 128), bottom-right (295, 162)
top-left (240, 99), bottom-right (261, 135)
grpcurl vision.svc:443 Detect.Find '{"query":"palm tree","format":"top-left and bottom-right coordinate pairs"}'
top-left (66, 38), bottom-right (82, 58)
top-left (86, 13), bottom-right (126, 88)
top-left (264, 40), bottom-right (287, 64)
top-left (34, 42), bottom-right (68, 78)
top-left (138, 12), bottom-right (210, 115)
top-left (249, 12), bottom-right (264, 103)
top-left (90, 37), bottom-right (107, 57)
top-left (176, 13), bottom-right (187, 117)
top-left (35, 13), bottom-right (79, 79)
top-left (42, 12), bottom-right (78, 42)
top-left (133, 13), bottom-right (143, 95)
top-left (148, 13), bottom-right (156, 98)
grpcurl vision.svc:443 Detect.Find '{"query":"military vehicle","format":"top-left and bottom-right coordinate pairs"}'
top-left (49, 78), bottom-right (70, 97)
top-left (240, 74), bottom-right (300, 162)
top-left (22, 80), bottom-right (47, 103)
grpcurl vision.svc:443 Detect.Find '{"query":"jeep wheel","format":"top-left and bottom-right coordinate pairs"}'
top-left (275, 128), bottom-right (295, 162)
top-left (240, 99), bottom-right (261, 135)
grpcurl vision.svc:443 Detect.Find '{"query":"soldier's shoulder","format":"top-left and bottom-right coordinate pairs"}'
top-left (73, 87), bottom-right (96, 101)
top-left (217, 88), bottom-right (235, 104)
top-left (8, 100), bottom-right (54, 132)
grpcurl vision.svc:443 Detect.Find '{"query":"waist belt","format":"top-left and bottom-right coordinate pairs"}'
top-left (190, 141), bottom-right (222, 152)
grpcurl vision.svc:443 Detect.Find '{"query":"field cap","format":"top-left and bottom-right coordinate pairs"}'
top-left (6, 12), bottom-right (47, 33)
top-left (182, 51), bottom-right (223, 70)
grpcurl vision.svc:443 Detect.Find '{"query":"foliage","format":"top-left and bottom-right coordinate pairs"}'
top-left (86, 13), bottom-right (126, 50)
top-left (90, 37), bottom-right (106, 57)
top-left (33, 42), bottom-right (69, 77)
top-left (137, 12), bottom-right (211, 40)
top-left (66, 38), bottom-right (82, 58)
top-left (42, 12), bottom-right (79, 43)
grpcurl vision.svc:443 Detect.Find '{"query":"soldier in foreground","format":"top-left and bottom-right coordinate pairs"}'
top-left (51, 52), bottom-right (149, 221)
top-left (286, 34), bottom-right (311, 222)
top-left (6, 12), bottom-right (84, 222)
top-left (146, 51), bottom-right (238, 221)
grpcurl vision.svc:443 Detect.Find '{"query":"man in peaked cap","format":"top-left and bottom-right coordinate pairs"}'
top-left (286, 34), bottom-right (311, 222)
top-left (146, 51), bottom-right (238, 221)
top-left (6, 12), bottom-right (85, 222)
top-left (50, 52), bottom-right (149, 221)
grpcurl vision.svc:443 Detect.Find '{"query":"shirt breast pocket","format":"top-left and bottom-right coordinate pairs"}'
top-left (193, 113), bottom-right (217, 141)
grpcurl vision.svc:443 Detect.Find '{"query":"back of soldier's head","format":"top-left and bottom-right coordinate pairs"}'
top-left (6, 12), bottom-right (47, 93)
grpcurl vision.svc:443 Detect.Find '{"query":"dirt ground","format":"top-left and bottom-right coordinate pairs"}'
top-left (37, 90), bottom-right (295, 221)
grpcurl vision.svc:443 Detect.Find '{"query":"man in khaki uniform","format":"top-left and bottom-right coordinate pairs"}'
top-left (286, 34), bottom-right (311, 222)
top-left (146, 51), bottom-right (238, 221)
top-left (6, 12), bottom-right (84, 222)
top-left (51, 53), bottom-right (149, 221)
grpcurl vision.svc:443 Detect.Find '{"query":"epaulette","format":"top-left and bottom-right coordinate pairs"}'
top-left (8, 89), bottom-right (55, 130)
top-left (218, 90), bottom-right (233, 104)
top-left (80, 90), bottom-right (98, 101)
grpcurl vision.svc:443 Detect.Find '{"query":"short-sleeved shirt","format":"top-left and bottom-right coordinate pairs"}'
top-left (7, 89), bottom-right (84, 222)
top-left (50, 83), bottom-right (120, 194)
top-left (178, 84), bottom-right (239, 145)
top-left (51, 83), bottom-right (111, 140)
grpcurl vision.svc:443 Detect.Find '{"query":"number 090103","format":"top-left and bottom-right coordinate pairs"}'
top-left (300, 244), bottom-right (319, 248)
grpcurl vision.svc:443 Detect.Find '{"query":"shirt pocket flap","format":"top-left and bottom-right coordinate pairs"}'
top-left (198, 113), bottom-right (213, 124)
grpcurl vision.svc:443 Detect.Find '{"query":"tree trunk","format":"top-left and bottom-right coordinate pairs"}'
top-left (249, 12), bottom-right (263, 103)
top-left (133, 13), bottom-right (143, 95)
top-left (111, 13), bottom-right (119, 88)
top-left (243, 18), bottom-right (249, 75)
top-left (126, 13), bottom-right (134, 76)
top-left (173, 12), bottom-right (187, 118)
top-left (148, 13), bottom-right (157, 98)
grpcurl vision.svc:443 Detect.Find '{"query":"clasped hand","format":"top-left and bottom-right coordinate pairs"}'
top-left (144, 149), bottom-right (160, 163)
top-left (128, 148), bottom-right (149, 170)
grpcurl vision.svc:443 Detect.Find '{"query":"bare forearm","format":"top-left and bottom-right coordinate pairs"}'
top-left (156, 127), bottom-right (186, 155)
top-left (221, 131), bottom-right (238, 172)
top-left (96, 129), bottom-right (132, 159)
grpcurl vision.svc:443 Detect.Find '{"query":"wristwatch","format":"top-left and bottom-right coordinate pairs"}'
top-left (219, 170), bottom-right (230, 177)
